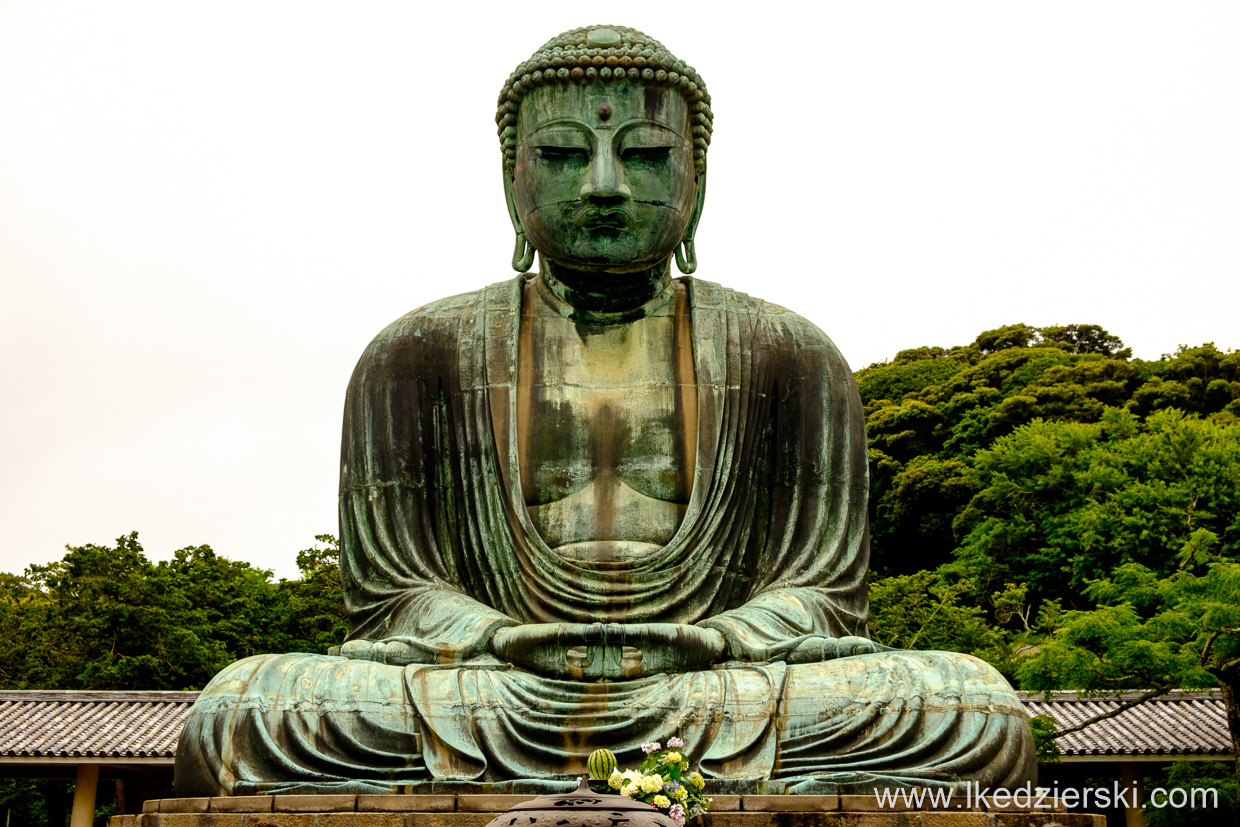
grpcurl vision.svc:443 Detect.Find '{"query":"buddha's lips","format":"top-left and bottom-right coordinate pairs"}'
top-left (574, 206), bottom-right (635, 229)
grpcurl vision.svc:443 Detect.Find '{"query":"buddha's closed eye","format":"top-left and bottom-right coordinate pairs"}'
top-left (620, 146), bottom-right (673, 168)
top-left (538, 146), bottom-right (589, 164)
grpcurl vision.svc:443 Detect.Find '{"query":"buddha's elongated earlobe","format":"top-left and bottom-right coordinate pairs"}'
top-left (675, 164), bottom-right (707, 275)
top-left (512, 231), bottom-right (535, 273)
top-left (675, 238), bottom-right (697, 274)
top-left (503, 172), bottom-right (535, 272)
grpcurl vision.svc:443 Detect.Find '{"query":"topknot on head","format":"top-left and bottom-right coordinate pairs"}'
top-left (495, 25), bottom-right (713, 176)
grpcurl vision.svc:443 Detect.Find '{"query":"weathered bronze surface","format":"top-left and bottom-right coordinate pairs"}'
top-left (174, 25), bottom-right (1036, 797)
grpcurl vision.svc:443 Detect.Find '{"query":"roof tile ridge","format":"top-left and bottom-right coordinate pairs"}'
top-left (0, 690), bottom-right (201, 702)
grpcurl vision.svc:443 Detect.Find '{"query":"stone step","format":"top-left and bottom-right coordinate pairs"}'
top-left (114, 801), bottom-right (1105, 827)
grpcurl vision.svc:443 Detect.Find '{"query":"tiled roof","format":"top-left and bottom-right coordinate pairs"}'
top-left (0, 689), bottom-right (1229, 762)
top-left (1019, 689), bottom-right (1230, 757)
top-left (0, 690), bottom-right (197, 760)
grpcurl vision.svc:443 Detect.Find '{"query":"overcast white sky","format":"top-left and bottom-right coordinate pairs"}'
top-left (1, 1), bottom-right (1237, 579)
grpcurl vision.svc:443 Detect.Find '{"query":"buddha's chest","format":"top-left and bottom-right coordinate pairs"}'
top-left (515, 284), bottom-right (697, 551)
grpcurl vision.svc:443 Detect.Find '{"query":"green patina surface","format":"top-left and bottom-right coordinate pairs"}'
top-left (173, 25), bottom-right (1035, 797)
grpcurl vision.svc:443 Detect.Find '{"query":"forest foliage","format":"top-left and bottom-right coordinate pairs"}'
top-left (861, 324), bottom-right (1240, 769)
top-left (0, 534), bottom-right (345, 691)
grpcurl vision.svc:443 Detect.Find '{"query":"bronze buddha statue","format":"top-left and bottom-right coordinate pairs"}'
top-left (175, 25), bottom-right (1035, 796)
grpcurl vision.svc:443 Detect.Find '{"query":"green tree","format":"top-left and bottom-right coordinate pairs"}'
top-left (869, 456), bottom-right (976, 575)
top-left (0, 533), bottom-right (343, 691)
top-left (855, 324), bottom-right (1148, 572)
top-left (949, 408), bottom-right (1240, 604)
top-left (151, 543), bottom-right (287, 666)
top-left (974, 323), bottom-right (1042, 354)
top-left (868, 570), bottom-right (1003, 657)
top-left (277, 534), bottom-right (348, 654)
top-left (0, 533), bottom-right (349, 824)
top-left (17, 533), bottom-right (246, 689)
top-left (0, 778), bottom-right (49, 826)
top-left (856, 327), bottom-right (1240, 769)
top-left (1039, 324), bottom-right (1132, 357)
top-left (1145, 761), bottom-right (1240, 827)
top-left (1129, 344), bottom-right (1240, 421)
top-left (1018, 535), bottom-right (1240, 766)
top-left (0, 570), bottom-right (53, 689)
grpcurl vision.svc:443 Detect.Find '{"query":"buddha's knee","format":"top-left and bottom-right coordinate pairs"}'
top-left (782, 649), bottom-right (1024, 712)
top-left (202, 650), bottom-right (408, 697)
top-left (778, 650), bottom-right (1035, 786)
top-left (176, 653), bottom-right (328, 793)
top-left (892, 649), bottom-right (1022, 698)
top-left (177, 653), bottom-right (417, 795)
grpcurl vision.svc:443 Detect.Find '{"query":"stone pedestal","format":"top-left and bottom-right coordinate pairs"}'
top-left (111, 796), bottom-right (1105, 827)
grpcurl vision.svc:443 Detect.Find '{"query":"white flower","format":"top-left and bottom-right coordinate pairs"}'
top-left (608, 770), bottom-right (623, 789)
top-left (641, 742), bottom-right (661, 754)
top-left (666, 736), bottom-right (685, 748)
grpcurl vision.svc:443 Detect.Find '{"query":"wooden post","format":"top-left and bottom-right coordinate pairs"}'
top-left (69, 764), bottom-right (99, 827)
top-left (1121, 761), bottom-right (1145, 827)
top-left (133, 770), bottom-right (156, 815)
top-left (47, 781), bottom-right (67, 827)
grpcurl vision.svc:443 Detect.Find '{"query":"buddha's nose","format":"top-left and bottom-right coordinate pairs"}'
top-left (580, 146), bottom-right (631, 201)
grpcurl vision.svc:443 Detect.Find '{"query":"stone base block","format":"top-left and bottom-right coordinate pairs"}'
top-left (115, 799), bottom-right (1107, 827)
top-left (112, 814), bottom-right (1104, 827)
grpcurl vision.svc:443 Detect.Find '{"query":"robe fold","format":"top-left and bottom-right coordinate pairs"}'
top-left (174, 275), bottom-right (1035, 796)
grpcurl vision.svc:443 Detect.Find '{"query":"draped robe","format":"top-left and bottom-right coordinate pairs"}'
top-left (174, 275), bottom-right (1035, 796)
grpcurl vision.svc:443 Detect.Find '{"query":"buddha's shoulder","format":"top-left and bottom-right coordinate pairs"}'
top-left (689, 277), bottom-right (848, 367)
top-left (373, 280), bottom-right (518, 342)
top-left (365, 278), bottom-right (525, 347)
top-left (352, 278), bottom-right (522, 377)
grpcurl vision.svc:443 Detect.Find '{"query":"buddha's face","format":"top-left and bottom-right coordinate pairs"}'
top-left (512, 82), bottom-right (697, 273)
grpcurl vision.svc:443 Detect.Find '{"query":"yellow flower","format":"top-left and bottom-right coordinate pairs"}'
top-left (653, 795), bottom-right (671, 809)
top-left (689, 772), bottom-right (705, 789)
top-left (608, 770), bottom-right (623, 789)
top-left (620, 783), bottom-right (637, 798)
top-left (672, 786), bottom-right (688, 803)
top-left (679, 761), bottom-right (689, 772)
top-left (664, 751), bottom-right (683, 764)
top-left (640, 775), bottom-right (664, 795)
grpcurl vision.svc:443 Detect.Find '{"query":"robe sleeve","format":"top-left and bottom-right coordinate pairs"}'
top-left (697, 299), bottom-right (871, 659)
top-left (337, 301), bottom-right (518, 661)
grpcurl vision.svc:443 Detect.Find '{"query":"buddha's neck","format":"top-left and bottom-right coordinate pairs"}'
top-left (540, 259), bottom-right (674, 324)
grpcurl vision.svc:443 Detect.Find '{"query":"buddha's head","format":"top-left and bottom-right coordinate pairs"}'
top-left (497, 26), bottom-right (712, 277)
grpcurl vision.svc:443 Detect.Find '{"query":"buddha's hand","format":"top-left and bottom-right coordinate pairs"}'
top-left (766, 635), bottom-right (881, 664)
top-left (338, 636), bottom-right (462, 666)
top-left (618, 623), bottom-right (727, 675)
top-left (490, 623), bottom-right (726, 681)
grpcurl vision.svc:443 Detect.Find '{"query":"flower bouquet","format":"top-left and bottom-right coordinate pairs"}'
top-left (603, 739), bottom-right (710, 826)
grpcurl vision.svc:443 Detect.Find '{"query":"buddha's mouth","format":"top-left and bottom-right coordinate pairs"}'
top-left (574, 207), bottom-right (634, 230)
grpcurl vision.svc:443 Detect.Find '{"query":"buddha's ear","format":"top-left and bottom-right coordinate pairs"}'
top-left (675, 164), bottom-right (707, 275)
top-left (686, 163), bottom-right (707, 240)
top-left (504, 172), bottom-right (535, 273)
